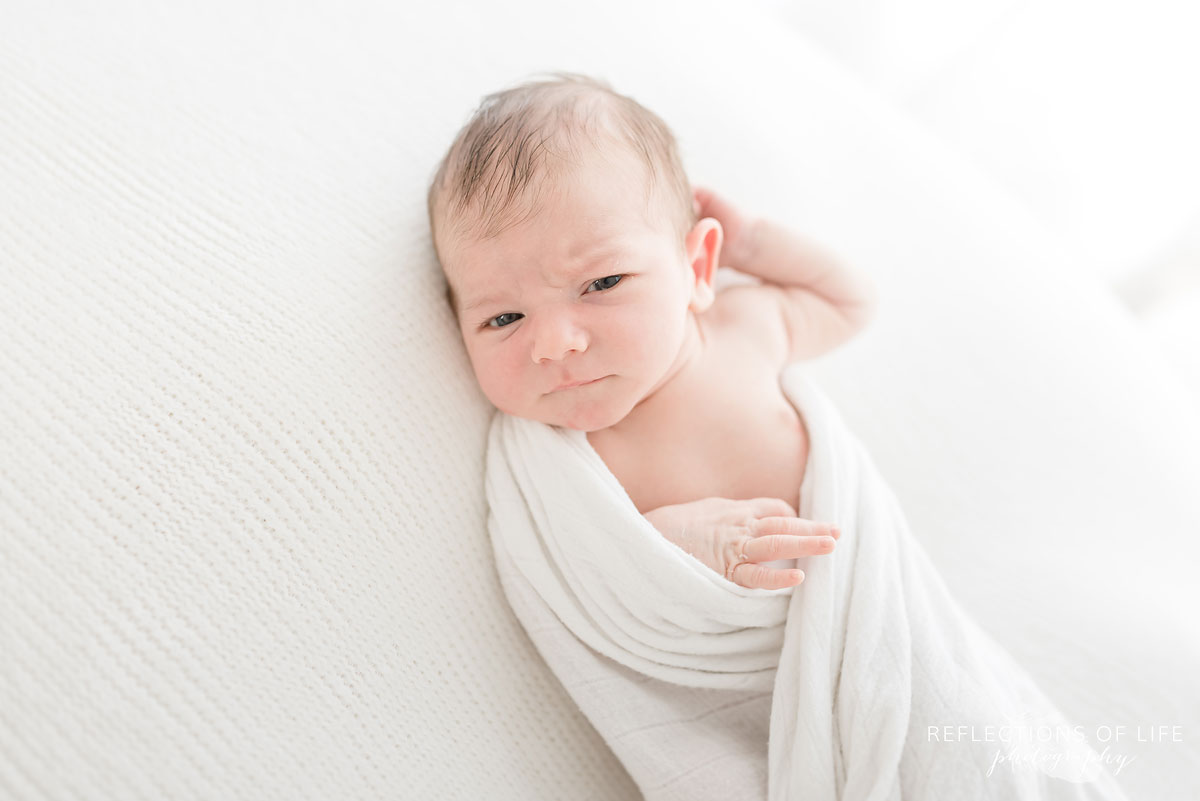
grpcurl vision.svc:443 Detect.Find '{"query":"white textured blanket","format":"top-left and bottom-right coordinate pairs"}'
top-left (486, 364), bottom-right (1133, 801)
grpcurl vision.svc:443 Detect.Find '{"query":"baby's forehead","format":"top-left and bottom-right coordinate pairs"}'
top-left (451, 226), bottom-right (631, 283)
top-left (445, 217), bottom-right (664, 315)
top-left (438, 168), bottom-right (677, 291)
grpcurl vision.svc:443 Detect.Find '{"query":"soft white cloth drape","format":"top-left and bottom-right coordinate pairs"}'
top-left (487, 363), bottom-right (1132, 800)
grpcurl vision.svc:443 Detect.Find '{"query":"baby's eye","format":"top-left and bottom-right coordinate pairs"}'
top-left (487, 312), bottom-right (522, 328)
top-left (484, 275), bottom-right (625, 329)
top-left (587, 275), bottom-right (624, 292)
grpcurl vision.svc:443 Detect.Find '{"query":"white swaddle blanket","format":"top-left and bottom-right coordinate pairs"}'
top-left (486, 363), bottom-right (1132, 801)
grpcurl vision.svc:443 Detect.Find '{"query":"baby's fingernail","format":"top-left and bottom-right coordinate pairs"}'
top-left (830, 526), bottom-right (841, 538)
top-left (792, 570), bottom-right (805, 583)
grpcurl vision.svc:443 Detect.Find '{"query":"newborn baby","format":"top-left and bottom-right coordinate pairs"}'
top-left (428, 72), bottom-right (878, 590)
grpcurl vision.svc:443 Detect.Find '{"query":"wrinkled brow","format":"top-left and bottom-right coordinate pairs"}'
top-left (461, 246), bottom-right (623, 312)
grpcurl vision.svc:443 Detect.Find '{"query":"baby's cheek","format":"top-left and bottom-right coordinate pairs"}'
top-left (480, 362), bottom-right (529, 412)
top-left (627, 322), bottom-right (674, 364)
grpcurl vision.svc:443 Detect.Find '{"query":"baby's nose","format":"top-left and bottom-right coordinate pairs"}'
top-left (531, 315), bottom-right (588, 363)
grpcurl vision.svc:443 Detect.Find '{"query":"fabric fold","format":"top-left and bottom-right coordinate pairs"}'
top-left (487, 363), bottom-right (1132, 800)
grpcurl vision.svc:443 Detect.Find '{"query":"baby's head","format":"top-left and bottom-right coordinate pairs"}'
top-left (427, 72), bottom-right (723, 432)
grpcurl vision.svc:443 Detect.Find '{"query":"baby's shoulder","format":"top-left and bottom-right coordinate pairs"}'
top-left (704, 285), bottom-right (790, 372)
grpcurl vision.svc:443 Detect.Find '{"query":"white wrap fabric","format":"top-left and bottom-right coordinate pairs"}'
top-left (487, 363), bottom-right (1133, 800)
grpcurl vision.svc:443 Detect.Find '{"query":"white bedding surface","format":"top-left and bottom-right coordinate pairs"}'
top-left (2, 0), bottom-right (1197, 798)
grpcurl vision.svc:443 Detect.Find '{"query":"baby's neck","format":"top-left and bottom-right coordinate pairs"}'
top-left (622, 309), bottom-right (707, 422)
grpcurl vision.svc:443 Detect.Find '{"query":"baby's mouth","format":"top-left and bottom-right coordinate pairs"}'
top-left (551, 375), bottom-right (608, 393)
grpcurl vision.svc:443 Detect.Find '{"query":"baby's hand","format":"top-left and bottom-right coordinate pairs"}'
top-left (692, 186), bottom-right (757, 269)
top-left (643, 497), bottom-right (839, 590)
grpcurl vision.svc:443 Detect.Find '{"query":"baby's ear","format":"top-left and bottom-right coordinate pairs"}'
top-left (686, 217), bottom-right (722, 313)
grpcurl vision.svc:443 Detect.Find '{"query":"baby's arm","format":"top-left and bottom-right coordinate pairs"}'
top-left (695, 187), bottom-right (878, 363)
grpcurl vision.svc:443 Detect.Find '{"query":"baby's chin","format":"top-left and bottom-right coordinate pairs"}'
top-left (556, 415), bottom-right (621, 433)
top-left (499, 408), bottom-right (620, 432)
top-left (540, 392), bottom-right (636, 433)
top-left (492, 380), bottom-right (638, 431)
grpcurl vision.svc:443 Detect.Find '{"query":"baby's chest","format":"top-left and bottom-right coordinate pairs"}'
top-left (599, 356), bottom-right (810, 515)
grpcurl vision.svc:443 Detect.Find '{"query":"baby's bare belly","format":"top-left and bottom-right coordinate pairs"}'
top-left (618, 394), bottom-right (807, 515)
top-left (589, 371), bottom-right (810, 575)
top-left (584, 304), bottom-right (813, 575)
top-left (588, 336), bottom-right (810, 519)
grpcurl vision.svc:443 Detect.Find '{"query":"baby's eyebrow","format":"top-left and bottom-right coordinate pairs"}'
top-left (462, 292), bottom-right (501, 313)
top-left (461, 249), bottom-right (622, 312)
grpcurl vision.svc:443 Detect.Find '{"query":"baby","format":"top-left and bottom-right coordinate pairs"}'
top-left (427, 72), bottom-right (879, 590)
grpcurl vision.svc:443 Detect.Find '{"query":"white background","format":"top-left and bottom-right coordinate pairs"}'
top-left (753, 0), bottom-right (1200, 406)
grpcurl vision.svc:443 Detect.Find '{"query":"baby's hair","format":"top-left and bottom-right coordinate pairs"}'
top-left (427, 71), bottom-right (696, 315)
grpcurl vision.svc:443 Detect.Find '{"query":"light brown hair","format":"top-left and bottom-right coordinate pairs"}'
top-left (426, 71), bottom-right (696, 316)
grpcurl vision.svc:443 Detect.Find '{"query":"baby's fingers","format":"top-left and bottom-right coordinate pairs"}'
top-left (732, 561), bottom-right (805, 591)
top-left (748, 534), bottom-right (837, 562)
top-left (753, 516), bottom-right (840, 540)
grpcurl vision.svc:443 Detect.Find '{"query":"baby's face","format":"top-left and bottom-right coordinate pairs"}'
top-left (441, 152), bottom-right (714, 432)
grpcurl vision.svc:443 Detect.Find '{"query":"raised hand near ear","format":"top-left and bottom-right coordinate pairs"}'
top-left (692, 186), bottom-right (757, 270)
